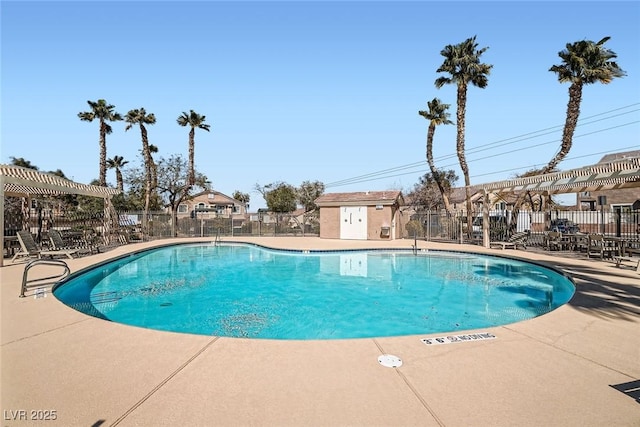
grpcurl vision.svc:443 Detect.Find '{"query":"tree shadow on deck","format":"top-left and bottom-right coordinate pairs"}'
top-left (533, 255), bottom-right (640, 321)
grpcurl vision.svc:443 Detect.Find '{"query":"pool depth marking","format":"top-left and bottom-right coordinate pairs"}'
top-left (421, 332), bottom-right (496, 345)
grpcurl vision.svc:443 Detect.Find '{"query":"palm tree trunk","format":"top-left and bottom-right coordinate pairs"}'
top-left (99, 121), bottom-right (108, 186)
top-left (543, 82), bottom-right (583, 173)
top-left (426, 124), bottom-right (452, 213)
top-left (188, 128), bottom-right (195, 185)
top-left (140, 124), bottom-right (152, 235)
top-left (116, 169), bottom-right (124, 192)
top-left (456, 84), bottom-right (473, 237)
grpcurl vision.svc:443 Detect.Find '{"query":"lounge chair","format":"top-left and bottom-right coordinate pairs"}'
top-left (490, 230), bottom-right (530, 250)
top-left (48, 229), bottom-right (99, 255)
top-left (11, 230), bottom-right (78, 263)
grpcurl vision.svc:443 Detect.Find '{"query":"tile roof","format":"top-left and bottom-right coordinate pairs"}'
top-left (598, 150), bottom-right (640, 163)
top-left (315, 191), bottom-right (403, 206)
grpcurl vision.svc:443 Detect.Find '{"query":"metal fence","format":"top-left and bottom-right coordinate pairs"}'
top-left (7, 207), bottom-right (639, 248)
top-left (119, 211), bottom-right (320, 239)
top-left (404, 209), bottom-right (640, 247)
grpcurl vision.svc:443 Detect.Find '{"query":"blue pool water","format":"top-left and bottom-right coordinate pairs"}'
top-left (53, 243), bottom-right (575, 340)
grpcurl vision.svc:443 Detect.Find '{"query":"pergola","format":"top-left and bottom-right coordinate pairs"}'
top-left (468, 155), bottom-right (640, 247)
top-left (1, 165), bottom-right (121, 267)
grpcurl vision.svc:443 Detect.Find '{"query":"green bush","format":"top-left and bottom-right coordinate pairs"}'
top-left (405, 220), bottom-right (424, 238)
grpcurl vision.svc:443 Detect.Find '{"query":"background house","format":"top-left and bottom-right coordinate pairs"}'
top-left (176, 190), bottom-right (248, 220)
top-left (314, 191), bottom-right (405, 240)
top-left (576, 150), bottom-right (640, 211)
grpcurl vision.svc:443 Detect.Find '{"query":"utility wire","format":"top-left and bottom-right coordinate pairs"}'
top-left (325, 103), bottom-right (640, 188)
top-left (326, 142), bottom-right (640, 188)
top-left (326, 120), bottom-right (639, 187)
top-left (326, 105), bottom-right (639, 186)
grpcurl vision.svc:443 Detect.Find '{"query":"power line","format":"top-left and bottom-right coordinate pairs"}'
top-left (325, 142), bottom-right (640, 189)
top-left (326, 105), bottom-right (639, 187)
top-left (470, 144), bottom-right (640, 181)
top-left (326, 120), bottom-right (639, 187)
top-left (325, 103), bottom-right (640, 188)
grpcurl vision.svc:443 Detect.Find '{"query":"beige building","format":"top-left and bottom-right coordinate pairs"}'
top-left (314, 191), bottom-right (405, 240)
top-left (176, 190), bottom-right (248, 219)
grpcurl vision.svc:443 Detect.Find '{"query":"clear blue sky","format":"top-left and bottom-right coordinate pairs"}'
top-left (2, 1), bottom-right (639, 210)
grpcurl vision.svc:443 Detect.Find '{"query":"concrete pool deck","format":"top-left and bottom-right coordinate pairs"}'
top-left (1, 237), bottom-right (639, 426)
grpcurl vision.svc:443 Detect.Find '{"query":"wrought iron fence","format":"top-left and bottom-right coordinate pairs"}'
top-left (6, 205), bottom-right (638, 249)
top-left (403, 209), bottom-right (640, 246)
top-left (118, 211), bottom-right (321, 239)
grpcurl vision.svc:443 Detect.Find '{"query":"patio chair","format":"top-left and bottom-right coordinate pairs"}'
top-left (11, 230), bottom-right (78, 263)
top-left (490, 230), bottom-right (530, 250)
top-left (587, 234), bottom-right (615, 260)
top-left (48, 229), bottom-right (99, 255)
top-left (544, 231), bottom-right (564, 251)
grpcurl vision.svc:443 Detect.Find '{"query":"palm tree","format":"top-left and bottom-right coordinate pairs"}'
top-left (78, 99), bottom-right (122, 186)
top-left (124, 108), bottom-right (156, 231)
top-left (10, 157), bottom-right (38, 170)
top-left (177, 110), bottom-right (211, 185)
top-left (419, 98), bottom-right (454, 212)
top-left (148, 144), bottom-right (159, 192)
top-left (544, 37), bottom-right (625, 173)
top-left (435, 36), bottom-right (492, 235)
top-left (232, 191), bottom-right (251, 210)
top-left (106, 155), bottom-right (129, 192)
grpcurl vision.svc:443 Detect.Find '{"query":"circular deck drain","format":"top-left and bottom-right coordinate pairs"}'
top-left (378, 354), bottom-right (402, 368)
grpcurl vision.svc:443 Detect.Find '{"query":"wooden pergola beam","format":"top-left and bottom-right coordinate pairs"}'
top-left (463, 156), bottom-right (640, 248)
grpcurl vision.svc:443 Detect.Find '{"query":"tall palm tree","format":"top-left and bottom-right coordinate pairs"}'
top-left (78, 99), bottom-right (122, 186)
top-left (124, 108), bottom-right (156, 230)
top-left (545, 37), bottom-right (625, 173)
top-left (435, 36), bottom-right (492, 235)
top-left (106, 155), bottom-right (129, 192)
top-left (10, 157), bottom-right (38, 170)
top-left (419, 98), bottom-right (454, 212)
top-left (177, 110), bottom-right (211, 185)
top-left (148, 144), bottom-right (159, 192)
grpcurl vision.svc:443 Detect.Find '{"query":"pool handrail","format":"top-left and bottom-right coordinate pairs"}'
top-left (21, 258), bottom-right (70, 298)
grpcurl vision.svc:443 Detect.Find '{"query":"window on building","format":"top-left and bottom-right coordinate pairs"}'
top-left (178, 204), bottom-right (188, 213)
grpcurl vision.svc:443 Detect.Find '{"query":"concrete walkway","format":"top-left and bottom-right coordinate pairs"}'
top-left (1, 237), bottom-right (639, 426)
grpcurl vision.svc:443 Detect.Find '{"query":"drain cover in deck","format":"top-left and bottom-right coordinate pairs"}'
top-left (378, 354), bottom-right (402, 368)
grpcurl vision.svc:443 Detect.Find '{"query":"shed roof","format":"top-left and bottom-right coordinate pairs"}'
top-left (315, 191), bottom-right (403, 207)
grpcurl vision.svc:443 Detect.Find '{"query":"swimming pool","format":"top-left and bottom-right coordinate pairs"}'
top-left (53, 243), bottom-right (575, 340)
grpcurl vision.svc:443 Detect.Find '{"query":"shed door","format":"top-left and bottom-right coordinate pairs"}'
top-left (340, 206), bottom-right (367, 240)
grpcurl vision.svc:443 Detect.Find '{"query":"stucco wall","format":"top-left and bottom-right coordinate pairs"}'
top-left (366, 206), bottom-right (392, 240)
top-left (319, 206), bottom-right (340, 239)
